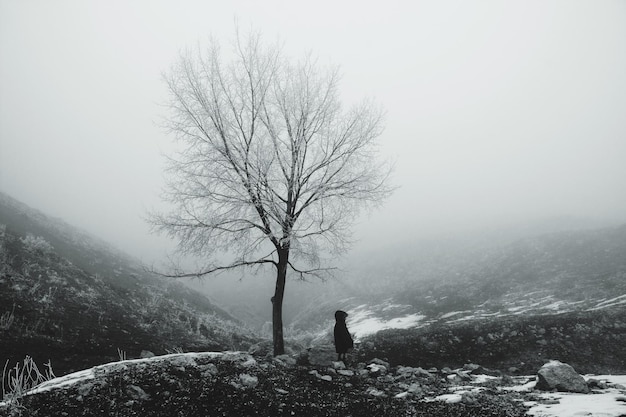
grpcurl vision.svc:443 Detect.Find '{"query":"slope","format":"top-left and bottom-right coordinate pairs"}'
top-left (288, 224), bottom-right (626, 373)
top-left (0, 192), bottom-right (258, 376)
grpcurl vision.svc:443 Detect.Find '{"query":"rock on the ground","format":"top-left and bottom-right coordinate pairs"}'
top-left (239, 373), bottom-right (259, 388)
top-left (274, 354), bottom-right (296, 367)
top-left (140, 350), bottom-right (155, 359)
top-left (535, 360), bottom-right (589, 393)
top-left (125, 385), bottom-right (150, 401)
top-left (306, 345), bottom-right (337, 367)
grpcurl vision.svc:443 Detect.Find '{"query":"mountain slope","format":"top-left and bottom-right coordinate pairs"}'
top-left (287, 224), bottom-right (626, 373)
top-left (0, 192), bottom-right (258, 376)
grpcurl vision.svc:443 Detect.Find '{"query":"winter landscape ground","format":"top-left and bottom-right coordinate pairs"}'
top-left (1, 192), bottom-right (625, 416)
top-left (1, 352), bottom-right (625, 417)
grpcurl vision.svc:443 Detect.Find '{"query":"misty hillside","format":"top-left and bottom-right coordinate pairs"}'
top-left (283, 224), bottom-right (626, 373)
top-left (289, 224), bottom-right (626, 331)
top-left (0, 192), bottom-right (258, 376)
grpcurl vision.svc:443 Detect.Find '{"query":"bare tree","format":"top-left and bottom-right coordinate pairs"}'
top-left (152, 32), bottom-right (393, 355)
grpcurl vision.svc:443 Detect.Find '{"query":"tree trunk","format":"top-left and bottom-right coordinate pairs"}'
top-left (271, 249), bottom-right (289, 356)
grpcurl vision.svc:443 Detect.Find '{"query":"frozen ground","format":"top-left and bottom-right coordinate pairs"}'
top-left (3, 353), bottom-right (624, 417)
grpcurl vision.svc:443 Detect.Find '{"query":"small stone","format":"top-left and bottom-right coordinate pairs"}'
top-left (337, 370), bottom-right (354, 377)
top-left (242, 358), bottom-right (258, 368)
top-left (200, 363), bottom-right (218, 377)
top-left (542, 399), bottom-right (560, 405)
top-left (587, 378), bottom-right (608, 390)
top-left (140, 350), bottom-right (155, 359)
top-left (367, 363), bottom-right (387, 376)
top-left (239, 373), bottom-right (258, 388)
top-left (366, 387), bottom-right (387, 397)
top-left (369, 358), bottom-right (390, 368)
top-left (125, 385), bottom-right (150, 401)
top-left (274, 355), bottom-right (296, 366)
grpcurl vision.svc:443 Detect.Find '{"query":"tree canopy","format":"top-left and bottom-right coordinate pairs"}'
top-left (153, 32), bottom-right (393, 354)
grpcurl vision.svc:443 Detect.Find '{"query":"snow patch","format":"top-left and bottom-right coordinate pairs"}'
top-left (347, 306), bottom-right (425, 338)
top-left (588, 294), bottom-right (626, 311)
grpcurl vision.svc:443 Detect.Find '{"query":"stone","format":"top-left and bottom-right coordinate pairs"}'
top-left (536, 360), bottom-right (589, 393)
top-left (241, 357), bottom-right (258, 368)
top-left (407, 383), bottom-right (423, 395)
top-left (337, 369), bottom-right (354, 377)
top-left (587, 378), bottom-right (608, 390)
top-left (140, 350), bottom-right (155, 359)
top-left (199, 363), bottom-right (218, 378)
top-left (416, 367), bottom-right (434, 378)
top-left (396, 366), bottom-right (416, 375)
top-left (367, 363), bottom-right (387, 377)
top-left (248, 341), bottom-right (273, 357)
top-left (463, 363), bottom-right (481, 372)
top-left (307, 345), bottom-right (337, 367)
top-left (369, 358), bottom-right (390, 368)
top-left (239, 373), bottom-right (259, 388)
top-left (331, 361), bottom-right (346, 370)
top-left (125, 385), bottom-right (150, 401)
top-left (309, 369), bottom-right (332, 381)
top-left (365, 387), bottom-right (387, 397)
top-left (274, 355), bottom-right (296, 367)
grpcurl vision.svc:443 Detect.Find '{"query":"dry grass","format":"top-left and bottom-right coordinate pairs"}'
top-left (1, 356), bottom-right (55, 410)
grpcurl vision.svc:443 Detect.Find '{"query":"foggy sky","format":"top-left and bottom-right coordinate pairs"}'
top-left (1, 0), bottom-right (625, 262)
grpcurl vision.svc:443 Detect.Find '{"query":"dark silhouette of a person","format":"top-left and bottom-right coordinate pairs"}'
top-left (334, 310), bottom-right (353, 362)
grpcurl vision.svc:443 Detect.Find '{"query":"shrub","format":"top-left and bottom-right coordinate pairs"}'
top-left (19, 234), bottom-right (54, 256)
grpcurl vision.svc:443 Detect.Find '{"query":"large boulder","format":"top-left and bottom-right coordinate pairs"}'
top-left (304, 345), bottom-right (337, 367)
top-left (536, 360), bottom-right (589, 393)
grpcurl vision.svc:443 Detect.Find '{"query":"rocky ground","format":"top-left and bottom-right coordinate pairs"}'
top-left (3, 348), bottom-right (624, 417)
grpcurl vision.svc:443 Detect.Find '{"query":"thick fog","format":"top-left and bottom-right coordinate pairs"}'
top-left (1, 1), bottom-right (625, 263)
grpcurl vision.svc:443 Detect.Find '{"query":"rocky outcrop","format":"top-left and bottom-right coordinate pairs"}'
top-left (535, 360), bottom-right (589, 393)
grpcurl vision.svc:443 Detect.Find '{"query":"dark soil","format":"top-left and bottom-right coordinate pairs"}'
top-left (0, 353), bottom-right (530, 417)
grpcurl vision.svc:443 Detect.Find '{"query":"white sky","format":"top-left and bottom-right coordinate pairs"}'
top-left (1, 0), bottom-right (625, 261)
